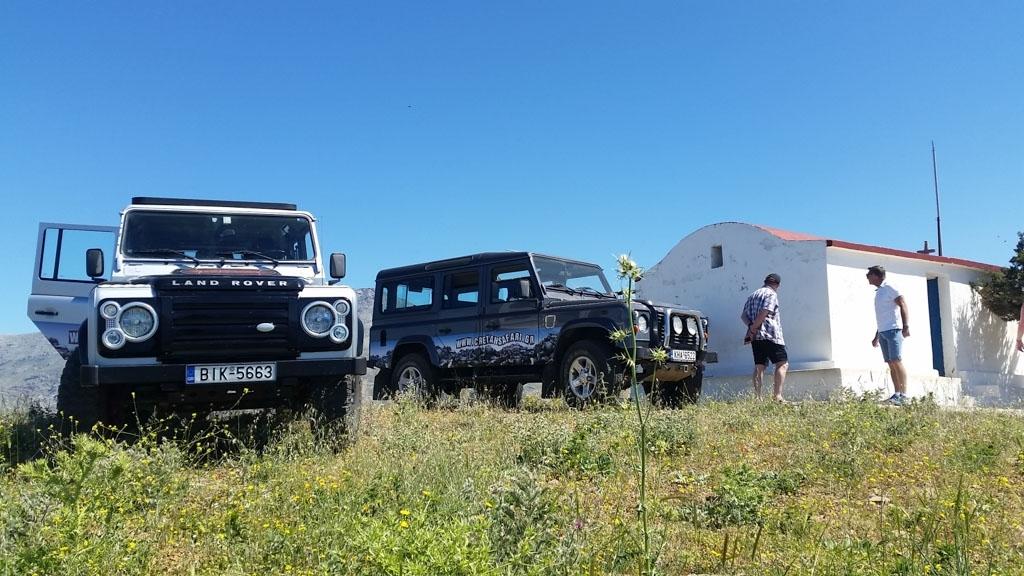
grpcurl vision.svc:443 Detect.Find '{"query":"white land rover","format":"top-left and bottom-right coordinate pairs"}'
top-left (28, 197), bottom-right (366, 429)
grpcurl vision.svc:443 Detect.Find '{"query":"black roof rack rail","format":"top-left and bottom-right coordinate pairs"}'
top-left (131, 197), bottom-right (298, 211)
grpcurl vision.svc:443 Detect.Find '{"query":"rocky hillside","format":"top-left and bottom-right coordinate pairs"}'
top-left (0, 288), bottom-right (376, 409)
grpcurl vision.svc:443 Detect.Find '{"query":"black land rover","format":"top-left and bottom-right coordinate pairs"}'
top-left (367, 252), bottom-right (714, 408)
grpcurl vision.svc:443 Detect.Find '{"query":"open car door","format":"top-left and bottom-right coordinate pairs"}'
top-left (27, 222), bottom-right (116, 358)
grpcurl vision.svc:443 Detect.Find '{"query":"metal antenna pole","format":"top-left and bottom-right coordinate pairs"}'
top-left (932, 141), bottom-right (943, 256)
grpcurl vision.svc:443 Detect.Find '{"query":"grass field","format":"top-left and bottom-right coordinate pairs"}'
top-left (2, 396), bottom-right (1023, 575)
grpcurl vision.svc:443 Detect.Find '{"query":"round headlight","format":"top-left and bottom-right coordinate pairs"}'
top-left (333, 299), bottom-right (351, 317)
top-left (302, 302), bottom-right (335, 336)
top-left (634, 311), bottom-right (648, 333)
top-left (100, 301), bottom-right (120, 320)
top-left (102, 329), bottom-right (126, 350)
top-left (672, 316), bottom-right (684, 335)
top-left (330, 324), bottom-right (350, 343)
top-left (118, 303), bottom-right (157, 340)
top-left (686, 317), bottom-right (699, 336)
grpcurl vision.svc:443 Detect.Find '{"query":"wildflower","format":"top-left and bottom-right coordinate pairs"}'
top-left (400, 508), bottom-right (411, 516)
top-left (616, 254), bottom-right (644, 282)
top-left (399, 520), bottom-right (410, 529)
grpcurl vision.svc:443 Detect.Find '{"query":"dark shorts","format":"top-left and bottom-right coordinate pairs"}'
top-left (878, 328), bottom-right (903, 362)
top-left (752, 340), bottom-right (788, 366)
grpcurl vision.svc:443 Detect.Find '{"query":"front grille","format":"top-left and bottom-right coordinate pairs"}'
top-left (652, 310), bottom-right (665, 346)
top-left (669, 313), bottom-right (699, 350)
top-left (161, 295), bottom-right (297, 362)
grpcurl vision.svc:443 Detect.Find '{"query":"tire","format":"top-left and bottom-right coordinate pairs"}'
top-left (307, 375), bottom-right (355, 438)
top-left (490, 382), bottom-right (524, 409)
top-left (560, 341), bottom-right (617, 408)
top-left (389, 354), bottom-right (436, 403)
top-left (57, 352), bottom-right (111, 432)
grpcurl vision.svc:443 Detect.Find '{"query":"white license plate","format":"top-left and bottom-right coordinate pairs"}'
top-left (186, 363), bottom-right (276, 384)
top-left (670, 349), bottom-right (697, 363)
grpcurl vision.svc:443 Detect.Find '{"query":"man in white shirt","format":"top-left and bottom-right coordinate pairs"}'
top-left (866, 265), bottom-right (910, 405)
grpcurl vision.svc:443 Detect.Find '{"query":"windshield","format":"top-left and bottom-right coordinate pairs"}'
top-left (121, 210), bottom-right (316, 262)
top-left (532, 256), bottom-right (613, 295)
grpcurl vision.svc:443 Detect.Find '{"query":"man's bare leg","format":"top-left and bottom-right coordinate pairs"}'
top-left (773, 361), bottom-right (788, 401)
top-left (752, 364), bottom-right (766, 398)
top-left (889, 360), bottom-right (907, 395)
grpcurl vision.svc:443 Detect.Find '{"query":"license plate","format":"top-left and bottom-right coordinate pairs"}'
top-left (186, 363), bottom-right (276, 384)
top-left (669, 349), bottom-right (697, 363)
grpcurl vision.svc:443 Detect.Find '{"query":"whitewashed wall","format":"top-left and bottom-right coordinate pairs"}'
top-left (640, 223), bottom-right (831, 377)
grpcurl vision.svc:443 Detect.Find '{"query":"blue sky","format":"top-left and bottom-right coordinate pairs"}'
top-left (2, 1), bottom-right (1022, 334)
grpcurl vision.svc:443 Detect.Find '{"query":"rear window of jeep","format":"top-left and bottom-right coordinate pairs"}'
top-left (381, 276), bottom-right (434, 313)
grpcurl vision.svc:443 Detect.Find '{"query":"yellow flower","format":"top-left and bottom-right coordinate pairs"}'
top-left (399, 520), bottom-right (409, 529)
top-left (400, 508), bottom-right (411, 516)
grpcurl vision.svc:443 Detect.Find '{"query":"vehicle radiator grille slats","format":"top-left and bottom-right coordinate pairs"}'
top-left (162, 297), bottom-right (297, 362)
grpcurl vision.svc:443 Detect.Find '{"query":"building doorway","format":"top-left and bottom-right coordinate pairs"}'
top-left (927, 277), bottom-right (945, 376)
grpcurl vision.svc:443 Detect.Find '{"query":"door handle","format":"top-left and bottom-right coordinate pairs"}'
top-left (438, 328), bottom-right (452, 335)
top-left (485, 321), bottom-right (500, 330)
top-left (34, 309), bottom-right (58, 316)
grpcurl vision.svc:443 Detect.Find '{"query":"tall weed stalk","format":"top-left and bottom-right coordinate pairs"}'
top-left (612, 254), bottom-right (666, 576)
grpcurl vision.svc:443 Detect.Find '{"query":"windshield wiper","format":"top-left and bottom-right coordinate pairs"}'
top-left (577, 286), bottom-right (615, 298)
top-left (217, 250), bottom-right (280, 267)
top-left (127, 248), bottom-right (200, 266)
top-left (544, 283), bottom-right (578, 295)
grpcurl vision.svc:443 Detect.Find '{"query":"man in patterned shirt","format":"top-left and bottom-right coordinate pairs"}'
top-left (741, 273), bottom-right (788, 401)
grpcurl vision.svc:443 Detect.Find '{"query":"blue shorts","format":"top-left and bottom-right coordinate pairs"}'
top-left (878, 329), bottom-right (903, 362)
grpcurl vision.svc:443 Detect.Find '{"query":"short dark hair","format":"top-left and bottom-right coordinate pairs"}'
top-left (764, 273), bottom-right (781, 286)
top-left (867, 265), bottom-right (886, 279)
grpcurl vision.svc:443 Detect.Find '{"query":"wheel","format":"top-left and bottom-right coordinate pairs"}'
top-left (490, 382), bottom-right (524, 409)
top-left (389, 354), bottom-right (436, 402)
top-left (306, 375), bottom-right (355, 438)
top-left (57, 352), bottom-right (112, 432)
top-left (561, 341), bottom-right (617, 408)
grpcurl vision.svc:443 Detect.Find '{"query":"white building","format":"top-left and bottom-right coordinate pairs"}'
top-left (639, 222), bottom-right (1024, 406)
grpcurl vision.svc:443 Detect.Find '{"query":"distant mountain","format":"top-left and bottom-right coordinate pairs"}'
top-left (0, 332), bottom-right (65, 408)
top-left (0, 288), bottom-right (376, 409)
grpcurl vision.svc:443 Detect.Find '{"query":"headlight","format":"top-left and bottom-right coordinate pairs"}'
top-left (672, 316), bottom-right (684, 335)
top-left (333, 299), bottom-right (351, 317)
top-left (686, 317), bottom-right (699, 336)
top-left (100, 301), bottom-right (120, 320)
top-left (330, 324), bottom-right (350, 343)
top-left (633, 311), bottom-right (649, 334)
top-left (118, 303), bottom-right (158, 341)
top-left (102, 329), bottom-right (126, 350)
top-left (302, 301), bottom-right (336, 337)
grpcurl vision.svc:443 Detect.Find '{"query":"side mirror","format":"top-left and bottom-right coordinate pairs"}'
top-left (86, 249), bottom-right (105, 279)
top-left (329, 253), bottom-right (346, 279)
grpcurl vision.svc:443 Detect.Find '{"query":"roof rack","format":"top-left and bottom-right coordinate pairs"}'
top-left (131, 197), bottom-right (298, 211)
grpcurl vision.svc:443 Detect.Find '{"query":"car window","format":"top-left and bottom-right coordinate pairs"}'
top-left (443, 270), bottom-right (479, 309)
top-left (491, 265), bottom-right (534, 304)
top-left (381, 276), bottom-right (434, 312)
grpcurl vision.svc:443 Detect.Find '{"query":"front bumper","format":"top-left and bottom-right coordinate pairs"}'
top-left (633, 348), bottom-right (717, 382)
top-left (81, 358), bottom-right (367, 387)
